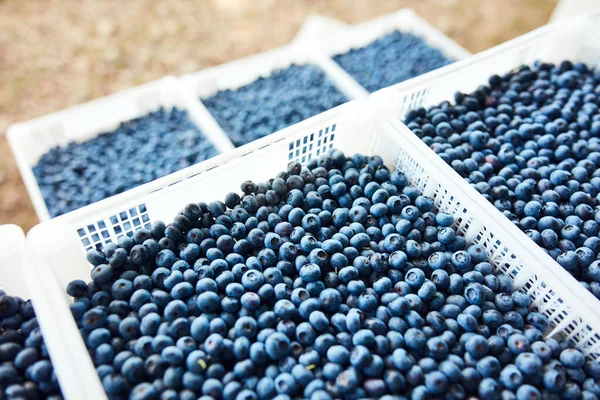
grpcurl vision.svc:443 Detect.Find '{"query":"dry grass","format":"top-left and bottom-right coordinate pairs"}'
top-left (0, 0), bottom-right (557, 231)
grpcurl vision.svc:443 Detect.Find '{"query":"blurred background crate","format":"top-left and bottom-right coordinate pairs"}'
top-left (306, 9), bottom-right (471, 97)
top-left (7, 77), bottom-right (234, 220)
top-left (550, 0), bottom-right (599, 20)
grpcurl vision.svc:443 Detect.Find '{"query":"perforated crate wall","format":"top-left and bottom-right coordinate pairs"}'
top-left (390, 35), bottom-right (547, 121)
top-left (76, 204), bottom-right (151, 252)
top-left (288, 124), bottom-right (336, 164)
top-left (395, 87), bottom-right (430, 119)
top-left (392, 144), bottom-right (600, 359)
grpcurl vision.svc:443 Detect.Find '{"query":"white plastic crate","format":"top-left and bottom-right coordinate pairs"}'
top-left (6, 76), bottom-right (235, 222)
top-left (551, 0), bottom-right (600, 22)
top-left (374, 9), bottom-right (600, 120)
top-left (178, 42), bottom-right (368, 148)
top-left (292, 14), bottom-right (349, 45)
top-left (0, 224), bottom-right (105, 400)
top-left (25, 99), bottom-right (600, 397)
top-left (366, 7), bottom-right (600, 333)
top-left (305, 8), bottom-right (471, 97)
top-left (364, 7), bottom-right (600, 352)
top-left (0, 224), bottom-right (30, 299)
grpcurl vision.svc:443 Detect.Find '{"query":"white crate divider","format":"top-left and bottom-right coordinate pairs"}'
top-left (7, 76), bottom-right (235, 222)
top-left (25, 98), bottom-right (600, 397)
top-left (0, 224), bottom-right (30, 299)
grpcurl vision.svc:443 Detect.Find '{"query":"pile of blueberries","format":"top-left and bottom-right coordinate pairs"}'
top-left (202, 64), bottom-right (347, 148)
top-left (333, 31), bottom-right (453, 93)
top-left (67, 151), bottom-right (600, 399)
top-left (34, 107), bottom-right (219, 218)
top-left (404, 61), bottom-right (600, 299)
top-left (0, 292), bottom-right (63, 398)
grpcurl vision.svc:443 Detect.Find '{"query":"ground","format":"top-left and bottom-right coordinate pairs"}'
top-left (0, 0), bottom-right (557, 231)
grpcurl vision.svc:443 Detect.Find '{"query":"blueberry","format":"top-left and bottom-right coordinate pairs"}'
top-left (560, 348), bottom-right (585, 369)
top-left (405, 268), bottom-right (426, 288)
top-left (465, 334), bottom-right (489, 359)
top-left (86, 248), bottom-right (107, 266)
top-left (516, 384), bottom-right (542, 399)
top-left (299, 263), bottom-right (321, 282)
top-left (424, 370), bottom-right (449, 395)
top-left (261, 332), bottom-right (290, 361)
